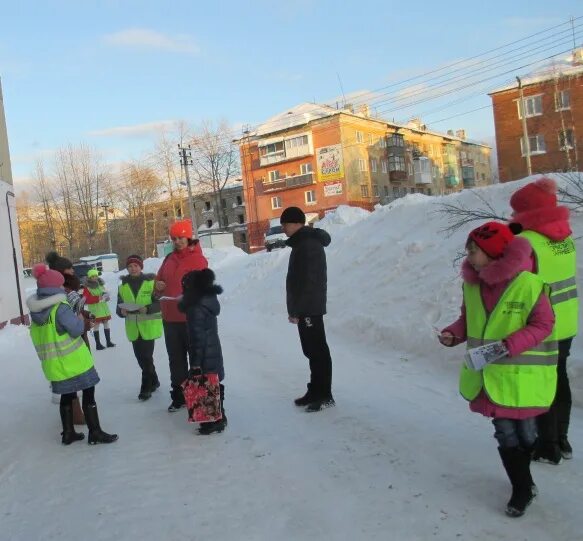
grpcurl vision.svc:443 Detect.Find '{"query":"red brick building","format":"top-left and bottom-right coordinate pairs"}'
top-left (238, 103), bottom-right (492, 252)
top-left (490, 49), bottom-right (583, 182)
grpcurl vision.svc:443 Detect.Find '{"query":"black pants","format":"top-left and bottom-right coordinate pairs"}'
top-left (537, 338), bottom-right (573, 442)
top-left (163, 321), bottom-right (190, 392)
top-left (132, 337), bottom-right (157, 381)
top-left (61, 386), bottom-right (95, 408)
top-left (298, 315), bottom-right (332, 398)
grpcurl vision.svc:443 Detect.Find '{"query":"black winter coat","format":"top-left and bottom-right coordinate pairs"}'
top-left (182, 286), bottom-right (225, 381)
top-left (285, 226), bottom-right (331, 317)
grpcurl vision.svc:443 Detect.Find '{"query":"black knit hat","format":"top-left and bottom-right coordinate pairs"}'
top-left (45, 251), bottom-right (73, 274)
top-left (280, 206), bottom-right (306, 225)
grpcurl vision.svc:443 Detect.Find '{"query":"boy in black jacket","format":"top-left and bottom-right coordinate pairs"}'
top-left (280, 206), bottom-right (334, 412)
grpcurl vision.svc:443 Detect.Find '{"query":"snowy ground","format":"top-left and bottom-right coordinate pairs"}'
top-left (1, 175), bottom-right (583, 540)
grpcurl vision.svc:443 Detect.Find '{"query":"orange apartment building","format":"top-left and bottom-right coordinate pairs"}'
top-left (238, 103), bottom-right (492, 252)
top-left (490, 48), bottom-right (583, 182)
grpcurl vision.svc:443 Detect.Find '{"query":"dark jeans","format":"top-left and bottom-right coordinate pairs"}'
top-left (536, 338), bottom-right (573, 442)
top-left (493, 417), bottom-right (537, 449)
top-left (298, 315), bottom-right (332, 398)
top-left (132, 337), bottom-right (157, 381)
top-left (61, 386), bottom-right (96, 409)
top-left (163, 321), bottom-right (190, 392)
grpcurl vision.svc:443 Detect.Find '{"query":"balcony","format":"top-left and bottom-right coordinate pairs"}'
top-left (413, 157), bottom-right (432, 185)
top-left (263, 172), bottom-right (314, 191)
top-left (462, 166), bottom-right (476, 187)
top-left (389, 170), bottom-right (407, 182)
top-left (445, 175), bottom-right (460, 187)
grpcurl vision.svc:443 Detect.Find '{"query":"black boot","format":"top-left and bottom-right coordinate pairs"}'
top-left (138, 373), bottom-right (152, 401)
top-left (199, 384), bottom-right (227, 435)
top-left (498, 447), bottom-right (536, 517)
top-left (305, 394), bottom-right (335, 412)
top-left (94, 331), bottom-right (105, 351)
top-left (59, 403), bottom-right (85, 445)
top-left (84, 403), bottom-right (118, 445)
top-left (152, 371), bottom-right (160, 391)
top-left (104, 328), bottom-right (115, 348)
top-left (557, 401), bottom-right (573, 459)
top-left (294, 383), bottom-right (317, 406)
top-left (533, 407), bottom-right (562, 464)
top-left (168, 387), bottom-right (185, 412)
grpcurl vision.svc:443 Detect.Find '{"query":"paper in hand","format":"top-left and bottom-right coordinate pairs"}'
top-left (465, 342), bottom-right (508, 371)
top-left (159, 295), bottom-right (183, 301)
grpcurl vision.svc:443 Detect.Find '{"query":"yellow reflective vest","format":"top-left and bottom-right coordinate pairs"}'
top-left (459, 271), bottom-right (558, 408)
top-left (29, 302), bottom-right (94, 382)
top-left (520, 230), bottom-right (578, 340)
top-left (118, 279), bottom-right (163, 342)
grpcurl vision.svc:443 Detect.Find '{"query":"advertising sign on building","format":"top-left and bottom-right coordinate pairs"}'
top-left (317, 144), bottom-right (344, 182)
top-left (323, 181), bottom-right (343, 197)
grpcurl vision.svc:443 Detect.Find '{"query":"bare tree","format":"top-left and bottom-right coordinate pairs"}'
top-left (189, 120), bottom-right (240, 228)
top-left (32, 160), bottom-right (57, 249)
top-left (557, 171), bottom-right (583, 209)
top-left (436, 189), bottom-right (507, 236)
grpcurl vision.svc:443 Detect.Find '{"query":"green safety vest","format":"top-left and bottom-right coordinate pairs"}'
top-left (29, 302), bottom-right (94, 382)
top-left (118, 279), bottom-right (163, 342)
top-left (86, 285), bottom-right (111, 319)
top-left (520, 230), bottom-right (578, 340)
top-left (459, 271), bottom-right (558, 408)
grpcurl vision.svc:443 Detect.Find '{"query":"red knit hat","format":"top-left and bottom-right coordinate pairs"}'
top-left (510, 177), bottom-right (557, 213)
top-left (126, 254), bottom-right (144, 269)
top-left (169, 219), bottom-right (193, 239)
top-left (467, 222), bottom-right (514, 259)
top-left (32, 263), bottom-right (65, 289)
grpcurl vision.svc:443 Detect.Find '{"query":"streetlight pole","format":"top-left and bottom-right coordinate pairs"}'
top-left (101, 202), bottom-right (113, 253)
top-left (178, 144), bottom-right (198, 238)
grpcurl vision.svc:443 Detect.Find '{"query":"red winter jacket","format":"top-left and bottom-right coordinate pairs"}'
top-left (156, 241), bottom-right (208, 322)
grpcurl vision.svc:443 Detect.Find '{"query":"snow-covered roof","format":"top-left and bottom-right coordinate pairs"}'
top-left (253, 103), bottom-right (338, 137)
top-left (490, 50), bottom-right (583, 94)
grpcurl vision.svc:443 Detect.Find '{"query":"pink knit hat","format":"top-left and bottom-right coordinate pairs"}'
top-left (510, 177), bottom-right (557, 213)
top-left (33, 264), bottom-right (65, 289)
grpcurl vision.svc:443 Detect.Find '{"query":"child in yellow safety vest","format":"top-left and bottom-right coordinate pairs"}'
top-left (27, 264), bottom-right (118, 446)
top-left (438, 222), bottom-right (557, 518)
top-left (83, 268), bottom-right (115, 350)
top-left (116, 255), bottom-right (162, 401)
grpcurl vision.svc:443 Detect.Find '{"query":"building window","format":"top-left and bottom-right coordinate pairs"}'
top-left (237, 214), bottom-right (245, 224)
top-left (356, 130), bottom-right (364, 143)
top-left (300, 162), bottom-right (313, 175)
top-left (260, 141), bottom-right (285, 158)
top-left (207, 219), bottom-right (213, 228)
top-left (381, 159), bottom-right (388, 174)
top-left (358, 158), bottom-right (367, 172)
top-left (221, 198), bottom-right (227, 209)
top-left (271, 196), bottom-right (282, 209)
top-left (555, 90), bottom-right (571, 111)
top-left (393, 187), bottom-right (407, 199)
top-left (407, 163), bottom-right (413, 176)
top-left (387, 134), bottom-right (405, 147)
top-left (517, 95), bottom-right (543, 118)
top-left (286, 135), bottom-right (309, 149)
top-left (373, 184), bottom-right (379, 197)
top-left (361, 185), bottom-right (369, 197)
top-left (520, 134), bottom-right (546, 155)
top-left (236, 195), bottom-right (242, 206)
top-left (388, 156), bottom-right (406, 171)
top-left (370, 158), bottom-right (378, 173)
top-left (481, 173), bottom-right (486, 181)
top-left (305, 190), bottom-right (316, 205)
top-left (240, 233), bottom-right (247, 244)
top-left (268, 170), bottom-right (281, 182)
top-left (384, 185), bottom-right (389, 196)
top-left (379, 137), bottom-right (387, 148)
top-left (559, 129), bottom-right (575, 150)
top-left (204, 201), bottom-right (211, 211)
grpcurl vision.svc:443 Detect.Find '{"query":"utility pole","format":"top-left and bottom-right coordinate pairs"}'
top-left (100, 201), bottom-right (113, 253)
top-left (516, 77), bottom-right (532, 176)
top-left (178, 144), bottom-right (198, 238)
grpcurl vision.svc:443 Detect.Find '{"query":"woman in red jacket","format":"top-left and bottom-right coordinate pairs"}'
top-left (156, 220), bottom-right (208, 411)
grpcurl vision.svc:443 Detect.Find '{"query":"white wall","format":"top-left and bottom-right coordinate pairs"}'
top-left (0, 179), bottom-right (27, 325)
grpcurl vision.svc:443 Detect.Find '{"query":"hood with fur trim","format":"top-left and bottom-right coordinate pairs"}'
top-left (461, 236), bottom-right (533, 286)
top-left (510, 205), bottom-right (572, 241)
top-left (26, 288), bottom-right (67, 324)
top-left (179, 269), bottom-right (223, 314)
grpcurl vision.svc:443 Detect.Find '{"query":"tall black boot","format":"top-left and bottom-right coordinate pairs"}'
top-left (152, 370), bottom-right (160, 391)
top-left (104, 328), bottom-right (116, 348)
top-left (138, 372), bottom-right (153, 401)
top-left (59, 403), bottom-right (85, 445)
top-left (93, 331), bottom-right (105, 351)
top-left (498, 447), bottom-right (536, 517)
top-left (294, 383), bottom-right (317, 406)
top-left (168, 387), bottom-right (185, 412)
top-left (84, 403), bottom-right (118, 445)
top-left (199, 384), bottom-right (227, 435)
top-left (533, 407), bottom-right (562, 464)
top-left (557, 401), bottom-right (573, 459)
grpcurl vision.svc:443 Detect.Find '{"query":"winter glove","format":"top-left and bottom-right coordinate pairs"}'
top-left (101, 293), bottom-right (111, 302)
